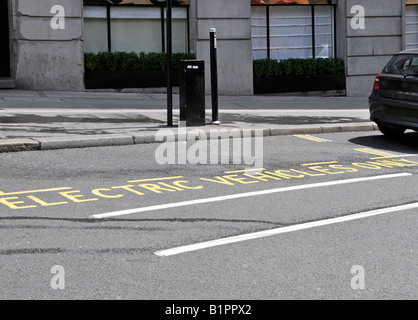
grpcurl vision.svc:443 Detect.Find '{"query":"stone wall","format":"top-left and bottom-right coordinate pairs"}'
top-left (344, 0), bottom-right (404, 96)
top-left (189, 0), bottom-right (254, 95)
top-left (10, 0), bottom-right (84, 90)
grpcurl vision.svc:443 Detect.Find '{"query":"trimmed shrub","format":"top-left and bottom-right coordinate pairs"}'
top-left (253, 57), bottom-right (345, 77)
top-left (84, 51), bottom-right (195, 72)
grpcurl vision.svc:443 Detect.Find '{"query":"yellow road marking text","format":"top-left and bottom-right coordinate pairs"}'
top-left (2, 158), bottom-right (418, 211)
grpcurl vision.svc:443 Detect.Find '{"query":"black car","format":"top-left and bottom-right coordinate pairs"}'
top-left (369, 49), bottom-right (418, 136)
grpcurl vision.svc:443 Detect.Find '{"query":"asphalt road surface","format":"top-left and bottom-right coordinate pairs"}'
top-left (0, 130), bottom-right (417, 302)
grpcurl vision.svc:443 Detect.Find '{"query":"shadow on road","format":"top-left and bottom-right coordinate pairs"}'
top-left (349, 131), bottom-right (418, 154)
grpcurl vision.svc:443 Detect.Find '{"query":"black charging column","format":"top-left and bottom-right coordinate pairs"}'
top-left (179, 60), bottom-right (206, 127)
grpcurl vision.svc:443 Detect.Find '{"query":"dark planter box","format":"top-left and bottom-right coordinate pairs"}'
top-left (254, 74), bottom-right (346, 94)
top-left (85, 69), bottom-right (179, 89)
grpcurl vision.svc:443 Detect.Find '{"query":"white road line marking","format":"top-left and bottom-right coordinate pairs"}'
top-left (128, 176), bottom-right (184, 183)
top-left (301, 161), bottom-right (338, 166)
top-left (155, 201), bottom-right (418, 257)
top-left (293, 134), bottom-right (332, 143)
top-left (90, 173), bottom-right (412, 219)
top-left (224, 168), bottom-right (266, 174)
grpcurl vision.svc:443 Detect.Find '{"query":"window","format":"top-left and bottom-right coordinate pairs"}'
top-left (406, 1), bottom-right (418, 50)
top-left (251, 1), bottom-right (335, 60)
top-left (84, 7), bottom-right (108, 53)
top-left (314, 5), bottom-right (334, 58)
top-left (110, 7), bottom-right (165, 53)
top-left (251, 6), bottom-right (268, 59)
top-left (383, 54), bottom-right (418, 75)
top-left (83, 0), bottom-right (189, 54)
top-left (269, 6), bottom-right (313, 60)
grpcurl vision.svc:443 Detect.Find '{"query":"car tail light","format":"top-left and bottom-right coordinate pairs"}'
top-left (373, 73), bottom-right (382, 91)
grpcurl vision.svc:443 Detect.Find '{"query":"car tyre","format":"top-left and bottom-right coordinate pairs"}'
top-left (378, 124), bottom-right (406, 137)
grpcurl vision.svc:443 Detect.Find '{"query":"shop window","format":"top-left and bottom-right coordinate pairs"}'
top-left (83, 0), bottom-right (189, 54)
top-left (84, 7), bottom-right (108, 53)
top-left (269, 6), bottom-right (313, 60)
top-left (251, 6), bottom-right (268, 59)
top-left (251, 1), bottom-right (335, 60)
top-left (110, 7), bottom-right (164, 53)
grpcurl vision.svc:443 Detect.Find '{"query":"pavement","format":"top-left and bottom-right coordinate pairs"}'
top-left (0, 89), bottom-right (375, 153)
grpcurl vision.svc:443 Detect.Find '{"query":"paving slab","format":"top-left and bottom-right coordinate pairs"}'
top-left (0, 89), bottom-right (375, 153)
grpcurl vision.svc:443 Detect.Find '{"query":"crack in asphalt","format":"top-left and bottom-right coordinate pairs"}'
top-left (0, 225), bottom-right (164, 231)
top-left (0, 247), bottom-right (151, 256)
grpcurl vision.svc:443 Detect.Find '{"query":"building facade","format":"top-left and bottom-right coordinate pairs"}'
top-left (0, 0), bottom-right (417, 96)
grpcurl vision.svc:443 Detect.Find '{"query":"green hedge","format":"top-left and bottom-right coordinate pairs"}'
top-left (85, 51), bottom-right (195, 72)
top-left (253, 58), bottom-right (345, 78)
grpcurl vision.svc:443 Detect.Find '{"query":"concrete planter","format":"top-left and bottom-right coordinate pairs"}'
top-left (254, 74), bottom-right (346, 94)
top-left (85, 69), bottom-right (179, 89)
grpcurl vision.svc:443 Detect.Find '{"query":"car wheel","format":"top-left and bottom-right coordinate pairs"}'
top-left (378, 124), bottom-right (406, 137)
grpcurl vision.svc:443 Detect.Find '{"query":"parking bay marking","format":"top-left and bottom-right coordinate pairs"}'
top-left (90, 173), bottom-right (411, 220)
top-left (155, 200), bottom-right (418, 257)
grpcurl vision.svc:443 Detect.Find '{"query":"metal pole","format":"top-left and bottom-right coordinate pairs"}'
top-left (167, 0), bottom-right (173, 127)
top-left (106, 5), bottom-right (111, 52)
top-left (266, 6), bottom-right (270, 60)
top-left (161, 5), bottom-right (165, 53)
top-left (210, 28), bottom-right (220, 125)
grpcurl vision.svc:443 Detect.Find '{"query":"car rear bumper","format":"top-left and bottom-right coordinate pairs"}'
top-left (369, 91), bottom-right (418, 129)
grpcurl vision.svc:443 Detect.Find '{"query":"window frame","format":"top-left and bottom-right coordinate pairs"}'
top-left (251, 3), bottom-right (337, 60)
top-left (83, 2), bottom-right (190, 53)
